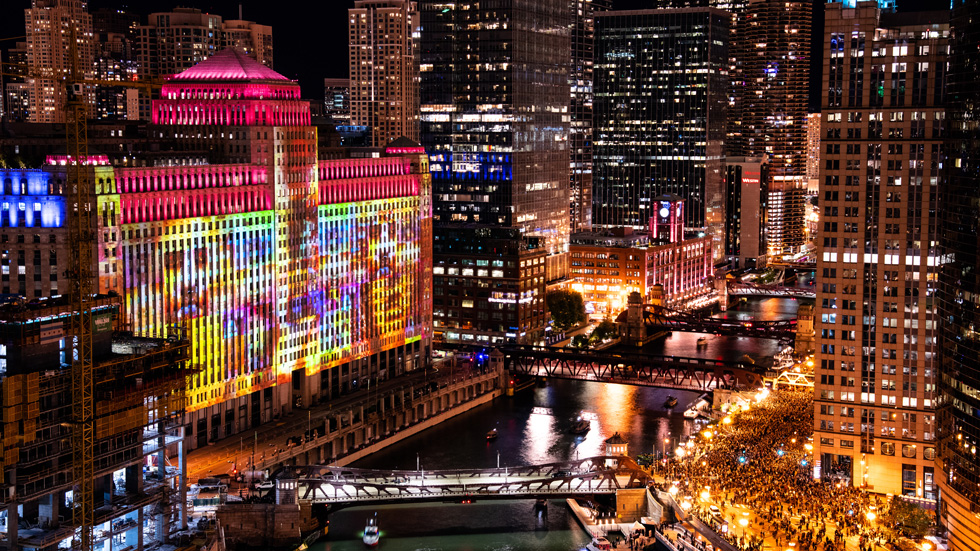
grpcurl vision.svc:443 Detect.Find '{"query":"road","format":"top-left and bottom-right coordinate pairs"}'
top-left (185, 361), bottom-right (482, 482)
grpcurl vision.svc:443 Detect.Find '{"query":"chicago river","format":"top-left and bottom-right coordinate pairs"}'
top-left (314, 294), bottom-right (809, 551)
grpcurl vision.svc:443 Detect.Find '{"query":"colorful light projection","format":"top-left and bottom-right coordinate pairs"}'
top-left (0, 169), bottom-right (66, 228)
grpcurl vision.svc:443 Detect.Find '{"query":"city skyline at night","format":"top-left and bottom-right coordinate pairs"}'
top-left (1, 0), bottom-right (978, 550)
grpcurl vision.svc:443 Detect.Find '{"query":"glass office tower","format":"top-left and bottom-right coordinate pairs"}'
top-left (592, 8), bottom-right (728, 258)
top-left (937, 0), bottom-right (980, 548)
top-left (420, 1), bottom-right (570, 344)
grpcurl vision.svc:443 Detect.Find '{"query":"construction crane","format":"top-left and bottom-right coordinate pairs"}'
top-left (64, 26), bottom-right (97, 551)
top-left (0, 30), bottom-right (161, 551)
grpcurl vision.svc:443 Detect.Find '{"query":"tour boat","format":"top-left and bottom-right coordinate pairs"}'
top-left (683, 407), bottom-right (701, 419)
top-left (697, 336), bottom-right (708, 347)
top-left (569, 415), bottom-right (591, 435)
top-left (586, 536), bottom-right (613, 551)
top-left (665, 396), bottom-right (678, 408)
top-left (486, 428), bottom-right (498, 440)
top-left (363, 513), bottom-right (380, 547)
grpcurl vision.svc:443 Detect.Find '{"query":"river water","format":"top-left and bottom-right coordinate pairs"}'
top-left (312, 295), bottom-right (810, 551)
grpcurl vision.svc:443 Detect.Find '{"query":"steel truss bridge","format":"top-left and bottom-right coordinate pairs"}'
top-left (615, 304), bottom-right (798, 341)
top-left (728, 281), bottom-right (815, 299)
top-left (278, 456), bottom-right (651, 506)
top-left (499, 344), bottom-right (765, 391)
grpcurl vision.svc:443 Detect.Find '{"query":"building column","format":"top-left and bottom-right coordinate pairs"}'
top-left (137, 507), bottom-right (144, 550)
top-left (38, 493), bottom-right (58, 528)
top-left (6, 503), bottom-right (17, 551)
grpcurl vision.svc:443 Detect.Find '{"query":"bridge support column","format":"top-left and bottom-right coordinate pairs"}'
top-left (716, 277), bottom-right (729, 310)
top-left (795, 303), bottom-right (815, 356)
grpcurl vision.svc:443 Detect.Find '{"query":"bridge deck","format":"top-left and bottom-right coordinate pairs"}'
top-left (275, 456), bottom-right (651, 505)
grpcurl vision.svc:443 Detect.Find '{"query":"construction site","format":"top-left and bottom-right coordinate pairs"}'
top-left (0, 294), bottom-right (192, 551)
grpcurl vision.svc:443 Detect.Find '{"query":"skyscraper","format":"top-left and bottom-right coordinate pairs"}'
top-left (813, 1), bottom-right (948, 498)
top-left (323, 77), bottom-right (351, 126)
top-left (730, 0), bottom-right (810, 256)
top-left (92, 8), bottom-right (140, 120)
top-left (136, 8), bottom-right (273, 80)
top-left (593, 8), bottom-right (729, 257)
top-left (24, 0), bottom-right (96, 123)
top-left (348, 0), bottom-right (419, 147)
top-left (569, 0), bottom-right (611, 232)
top-left (421, 0), bottom-right (570, 345)
top-left (937, 0), bottom-right (980, 547)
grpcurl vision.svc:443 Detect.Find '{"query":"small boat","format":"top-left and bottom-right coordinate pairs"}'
top-left (697, 337), bottom-right (708, 347)
top-left (683, 408), bottom-right (701, 419)
top-left (665, 396), bottom-right (678, 408)
top-left (363, 513), bottom-right (380, 547)
top-left (587, 536), bottom-right (613, 551)
top-left (486, 428), bottom-right (498, 440)
top-left (569, 415), bottom-right (590, 435)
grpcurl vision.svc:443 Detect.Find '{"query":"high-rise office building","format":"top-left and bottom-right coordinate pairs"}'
top-left (569, 0), bottom-right (611, 232)
top-left (725, 156), bottom-right (769, 269)
top-left (813, 1), bottom-right (948, 498)
top-left (937, 0), bottom-right (980, 547)
top-left (324, 78), bottom-right (351, 126)
top-left (2, 42), bottom-right (31, 123)
top-left (421, 0), bottom-right (570, 345)
top-left (593, 8), bottom-right (728, 258)
top-left (348, 0), bottom-right (419, 147)
top-left (23, 0), bottom-right (96, 123)
top-left (729, 0), bottom-right (810, 256)
top-left (136, 8), bottom-right (273, 80)
top-left (222, 19), bottom-right (274, 67)
top-left (92, 8), bottom-right (140, 120)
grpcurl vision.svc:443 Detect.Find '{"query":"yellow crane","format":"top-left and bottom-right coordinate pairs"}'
top-left (3, 31), bottom-right (160, 551)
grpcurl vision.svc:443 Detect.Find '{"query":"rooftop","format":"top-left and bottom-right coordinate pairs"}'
top-left (169, 48), bottom-right (291, 83)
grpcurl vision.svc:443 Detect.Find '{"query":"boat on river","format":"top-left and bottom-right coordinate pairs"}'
top-left (665, 396), bottom-right (678, 408)
top-left (587, 536), bottom-right (612, 551)
top-left (362, 513), bottom-right (379, 547)
top-left (569, 415), bottom-right (590, 435)
top-left (486, 428), bottom-right (498, 440)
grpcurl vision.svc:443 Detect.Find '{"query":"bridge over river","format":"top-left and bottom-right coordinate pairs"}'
top-left (272, 456), bottom-right (651, 507)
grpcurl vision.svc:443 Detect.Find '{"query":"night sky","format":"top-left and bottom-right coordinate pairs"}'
top-left (2, 0), bottom-right (939, 109)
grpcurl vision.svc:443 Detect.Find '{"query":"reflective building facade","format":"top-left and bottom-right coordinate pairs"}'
top-left (593, 9), bottom-right (728, 259)
top-left (420, 1), bottom-right (570, 345)
top-left (569, 0), bottom-right (611, 232)
top-left (937, 0), bottom-right (980, 547)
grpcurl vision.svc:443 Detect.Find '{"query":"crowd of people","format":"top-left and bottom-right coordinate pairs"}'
top-left (651, 389), bottom-right (915, 551)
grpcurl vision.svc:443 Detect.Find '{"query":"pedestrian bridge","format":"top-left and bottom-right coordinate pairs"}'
top-left (728, 281), bottom-right (815, 299)
top-left (273, 456), bottom-right (651, 506)
top-left (502, 345), bottom-right (765, 391)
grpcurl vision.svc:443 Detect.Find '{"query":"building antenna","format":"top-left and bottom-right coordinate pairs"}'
top-left (239, 3), bottom-right (243, 20)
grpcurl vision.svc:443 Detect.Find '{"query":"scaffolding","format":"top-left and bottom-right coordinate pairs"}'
top-left (0, 296), bottom-right (192, 551)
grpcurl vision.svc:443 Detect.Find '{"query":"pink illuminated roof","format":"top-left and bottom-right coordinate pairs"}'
top-left (169, 48), bottom-right (292, 83)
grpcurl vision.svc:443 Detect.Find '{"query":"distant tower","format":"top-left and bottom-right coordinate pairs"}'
top-left (569, 0), bottom-right (611, 231)
top-left (348, 0), bottom-right (420, 147)
top-left (731, 0), bottom-right (811, 256)
top-left (593, 8), bottom-right (728, 259)
top-left (24, 0), bottom-right (96, 123)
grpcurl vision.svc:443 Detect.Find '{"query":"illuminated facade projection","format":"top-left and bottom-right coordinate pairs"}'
top-left (1, 49), bottom-right (433, 449)
top-left (135, 50), bottom-right (431, 447)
